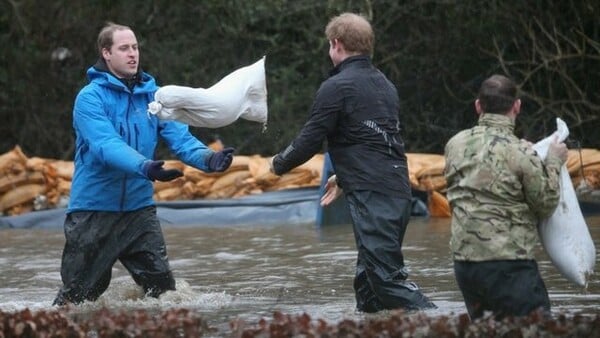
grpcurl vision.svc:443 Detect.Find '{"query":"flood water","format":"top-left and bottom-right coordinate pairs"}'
top-left (1, 214), bottom-right (599, 335)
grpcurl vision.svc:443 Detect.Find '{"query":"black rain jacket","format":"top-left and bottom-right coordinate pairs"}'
top-left (273, 55), bottom-right (411, 198)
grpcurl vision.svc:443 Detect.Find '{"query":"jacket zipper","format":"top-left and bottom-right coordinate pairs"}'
top-left (119, 122), bottom-right (127, 211)
top-left (119, 94), bottom-right (134, 211)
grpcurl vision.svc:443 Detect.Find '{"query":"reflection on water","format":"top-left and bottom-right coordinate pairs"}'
top-left (0, 215), bottom-right (598, 332)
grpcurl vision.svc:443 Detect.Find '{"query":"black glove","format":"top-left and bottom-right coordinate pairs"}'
top-left (143, 160), bottom-right (183, 182)
top-left (206, 147), bottom-right (235, 172)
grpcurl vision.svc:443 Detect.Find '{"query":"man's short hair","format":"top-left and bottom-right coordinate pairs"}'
top-left (325, 13), bottom-right (374, 56)
top-left (97, 22), bottom-right (132, 57)
top-left (478, 75), bottom-right (518, 114)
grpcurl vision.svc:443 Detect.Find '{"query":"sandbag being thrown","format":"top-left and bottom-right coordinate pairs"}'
top-left (148, 56), bottom-right (268, 129)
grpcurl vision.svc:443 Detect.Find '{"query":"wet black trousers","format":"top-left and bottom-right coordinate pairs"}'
top-left (53, 206), bottom-right (175, 305)
top-left (454, 259), bottom-right (551, 320)
top-left (346, 190), bottom-right (436, 313)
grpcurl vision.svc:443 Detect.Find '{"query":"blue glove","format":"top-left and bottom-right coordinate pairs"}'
top-left (206, 147), bottom-right (235, 172)
top-left (143, 160), bottom-right (183, 182)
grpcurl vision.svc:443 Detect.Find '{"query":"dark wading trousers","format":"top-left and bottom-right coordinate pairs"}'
top-left (347, 190), bottom-right (436, 313)
top-left (53, 206), bottom-right (175, 305)
top-left (454, 260), bottom-right (551, 320)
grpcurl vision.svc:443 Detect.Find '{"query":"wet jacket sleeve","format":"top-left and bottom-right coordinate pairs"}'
top-left (516, 141), bottom-right (562, 218)
top-left (272, 81), bottom-right (340, 175)
top-left (159, 119), bottom-right (213, 172)
top-left (73, 89), bottom-right (149, 177)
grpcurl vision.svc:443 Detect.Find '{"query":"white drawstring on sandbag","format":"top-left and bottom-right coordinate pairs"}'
top-left (148, 56), bottom-right (268, 130)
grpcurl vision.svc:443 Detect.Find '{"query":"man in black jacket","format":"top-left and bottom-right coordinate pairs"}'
top-left (271, 12), bottom-right (435, 312)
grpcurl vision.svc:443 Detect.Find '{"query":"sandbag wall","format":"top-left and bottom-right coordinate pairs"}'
top-left (1, 145), bottom-right (599, 217)
top-left (404, 149), bottom-right (600, 217)
top-left (0, 146), bottom-right (324, 216)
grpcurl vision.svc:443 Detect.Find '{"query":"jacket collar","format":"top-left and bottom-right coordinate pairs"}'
top-left (477, 113), bottom-right (515, 132)
top-left (91, 58), bottom-right (144, 90)
top-left (329, 55), bottom-right (371, 76)
top-left (87, 58), bottom-right (156, 93)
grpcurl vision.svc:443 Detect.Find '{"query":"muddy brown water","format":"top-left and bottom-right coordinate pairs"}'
top-left (1, 215), bottom-right (598, 334)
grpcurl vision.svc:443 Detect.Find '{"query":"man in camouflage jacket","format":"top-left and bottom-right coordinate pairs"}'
top-left (444, 74), bottom-right (568, 320)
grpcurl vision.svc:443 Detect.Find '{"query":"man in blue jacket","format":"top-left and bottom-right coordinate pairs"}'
top-left (53, 22), bottom-right (234, 305)
top-left (271, 13), bottom-right (435, 312)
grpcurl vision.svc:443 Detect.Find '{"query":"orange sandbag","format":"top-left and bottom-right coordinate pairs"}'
top-left (566, 148), bottom-right (600, 174)
top-left (228, 155), bottom-right (251, 171)
top-left (51, 160), bottom-right (75, 180)
top-left (582, 163), bottom-right (600, 175)
top-left (206, 174), bottom-right (261, 199)
top-left (291, 153), bottom-right (324, 176)
top-left (406, 153), bottom-right (446, 190)
top-left (181, 181), bottom-right (198, 199)
top-left (268, 170), bottom-right (314, 191)
top-left (194, 177), bottom-right (218, 197)
top-left (0, 183), bottom-right (47, 211)
top-left (0, 171), bottom-right (45, 194)
top-left (428, 190), bottom-right (451, 218)
top-left (417, 175), bottom-right (447, 191)
top-left (162, 160), bottom-right (186, 172)
top-left (153, 177), bottom-right (185, 192)
top-left (232, 186), bottom-right (263, 198)
top-left (154, 186), bottom-right (182, 201)
top-left (0, 145), bottom-right (28, 175)
top-left (205, 186), bottom-right (238, 199)
top-left (57, 178), bottom-right (71, 195)
top-left (247, 155), bottom-right (271, 178)
top-left (407, 153), bottom-right (445, 173)
top-left (25, 157), bottom-right (49, 171)
top-left (415, 157), bottom-right (445, 178)
top-left (210, 170), bottom-right (252, 192)
top-left (182, 166), bottom-right (211, 182)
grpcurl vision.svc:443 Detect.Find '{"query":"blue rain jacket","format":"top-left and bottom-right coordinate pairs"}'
top-left (68, 66), bottom-right (212, 212)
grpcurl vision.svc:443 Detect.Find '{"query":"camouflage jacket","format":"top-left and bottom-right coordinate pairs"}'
top-left (444, 113), bottom-right (563, 261)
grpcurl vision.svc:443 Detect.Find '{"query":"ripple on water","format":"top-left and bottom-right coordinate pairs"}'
top-left (214, 252), bottom-right (250, 260)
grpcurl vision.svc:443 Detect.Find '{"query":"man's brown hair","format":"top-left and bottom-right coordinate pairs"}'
top-left (97, 22), bottom-right (133, 58)
top-left (477, 74), bottom-right (518, 114)
top-left (325, 13), bottom-right (374, 56)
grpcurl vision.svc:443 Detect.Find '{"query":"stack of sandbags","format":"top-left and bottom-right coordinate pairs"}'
top-left (405, 150), bottom-right (600, 217)
top-left (2, 145), bottom-right (599, 218)
top-left (406, 153), bottom-right (450, 217)
top-left (0, 145), bottom-right (326, 216)
top-left (0, 146), bottom-right (37, 215)
top-left (0, 146), bottom-right (73, 215)
top-left (567, 149), bottom-right (600, 189)
top-left (406, 153), bottom-right (447, 191)
top-left (151, 154), bottom-right (323, 201)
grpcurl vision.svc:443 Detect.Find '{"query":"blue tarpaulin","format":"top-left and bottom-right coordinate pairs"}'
top-left (0, 185), bottom-right (433, 230)
top-left (0, 187), bottom-right (321, 230)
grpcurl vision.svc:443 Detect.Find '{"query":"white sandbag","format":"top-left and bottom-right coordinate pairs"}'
top-left (148, 56), bottom-right (268, 128)
top-left (532, 117), bottom-right (596, 287)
